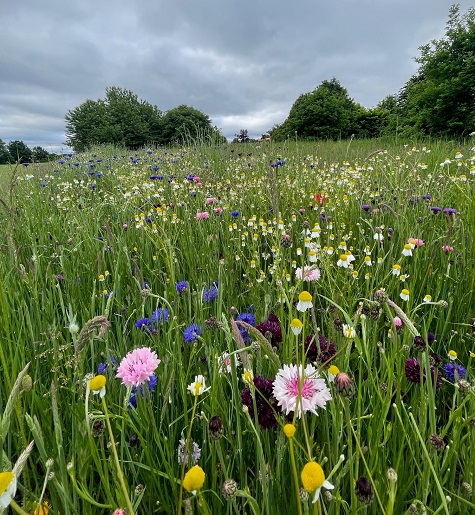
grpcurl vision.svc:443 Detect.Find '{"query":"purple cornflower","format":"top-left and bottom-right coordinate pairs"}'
top-left (443, 363), bottom-right (467, 382)
top-left (405, 357), bottom-right (441, 389)
top-left (421, 194), bottom-right (432, 200)
top-left (184, 323), bottom-right (203, 343)
top-left (152, 308), bottom-right (169, 324)
top-left (443, 208), bottom-right (457, 215)
top-left (203, 282), bottom-right (219, 302)
top-left (304, 334), bottom-right (336, 365)
top-left (135, 318), bottom-right (151, 330)
top-left (176, 281), bottom-right (189, 293)
top-left (256, 313), bottom-right (282, 347)
top-left (361, 204), bottom-right (371, 212)
top-left (231, 211), bottom-right (240, 217)
top-left (430, 206), bottom-right (442, 213)
top-left (241, 376), bottom-right (281, 429)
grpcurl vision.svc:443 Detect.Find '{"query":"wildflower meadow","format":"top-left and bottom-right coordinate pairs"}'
top-left (0, 137), bottom-right (475, 514)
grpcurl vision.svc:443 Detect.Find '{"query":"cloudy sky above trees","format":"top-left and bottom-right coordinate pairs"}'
top-left (0, 0), bottom-right (471, 152)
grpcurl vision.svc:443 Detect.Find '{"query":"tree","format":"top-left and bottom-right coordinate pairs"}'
top-left (65, 88), bottom-right (162, 151)
top-left (32, 146), bottom-right (51, 162)
top-left (270, 78), bottom-right (360, 140)
top-left (0, 140), bottom-right (10, 164)
top-left (234, 129), bottom-right (250, 143)
top-left (398, 5), bottom-right (475, 137)
top-left (7, 140), bottom-right (32, 163)
top-left (157, 105), bottom-right (225, 145)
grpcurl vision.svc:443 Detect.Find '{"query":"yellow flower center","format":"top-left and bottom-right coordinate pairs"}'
top-left (283, 424), bottom-right (296, 438)
top-left (401, 289), bottom-right (409, 295)
top-left (298, 291), bottom-right (312, 302)
top-left (291, 319), bottom-right (303, 328)
top-left (194, 382), bottom-right (202, 395)
top-left (448, 350), bottom-right (457, 359)
top-left (0, 471), bottom-right (14, 494)
top-left (301, 462), bottom-right (325, 492)
top-left (339, 254), bottom-right (347, 261)
top-left (89, 375), bottom-right (106, 391)
top-left (182, 465), bottom-right (205, 492)
top-left (328, 365), bottom-right (340, 375)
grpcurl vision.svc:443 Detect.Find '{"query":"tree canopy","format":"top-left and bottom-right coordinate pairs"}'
top-left (397, 4), bottom-right (475, 137)
top-left (65, 88), bottom-right (224, 151)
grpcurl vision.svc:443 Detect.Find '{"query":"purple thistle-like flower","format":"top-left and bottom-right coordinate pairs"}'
top-left (241, 376), bottom-right (281, 430)
top-left (256, 313), bottom-right (282, 347)
top-left (405, 357), bottom-right (441, 389)
top-left (443, 363), bottom-right (467, 382)
top-left (304, 334), bottom-right (336, 365)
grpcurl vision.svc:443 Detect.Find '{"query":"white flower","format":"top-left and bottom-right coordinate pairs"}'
top-left (0, 472), bottom-right (17, 508)
top-left (342, 324), bottom-right (356, 339)
top-left (187, 375), bottom-right (210, 396)
top-left (296, 291), bottom-right (313, 312)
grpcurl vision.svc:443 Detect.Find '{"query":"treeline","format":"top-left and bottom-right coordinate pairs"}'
top-left (0, 140), bottom-right (55, 165)
top-left (65, 87), bottom-right (226, 151)
top-left (270, 5), bottom-right (475, 141)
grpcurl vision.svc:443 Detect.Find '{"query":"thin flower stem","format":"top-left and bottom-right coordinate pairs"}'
top-left (177, 394), bottom-right (199, 515)
top-left (101, 396), bottom-right (134, 515)
top-left (10, 501), bottom-right (29, 515)
top-left (288, 438), bottom-right (303, 515)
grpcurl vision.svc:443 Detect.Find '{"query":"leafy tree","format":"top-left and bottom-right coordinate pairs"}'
top-left (158, 105), bottom-right (224, 145)
top-left (270, 78), bottom-right (360, 140)
top-left (234, 129), bottom-right (250, 143)
top-left (65, 88), bottom-right (162, 151)
top-left (7, 140), bottom-right (32, 163)
top-left (398, 4), bottom-right (475, 137)
top-left (32, 146), bottom-right (51, 162)
top-left (0, 139), bottom-right (10, 164)
top-left (354, 107), bottom-right (393, 138)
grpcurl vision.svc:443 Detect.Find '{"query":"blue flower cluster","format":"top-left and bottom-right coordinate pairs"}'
top-left (203, 282), bottom-right (219, 302)
top-left (129, 374), bottom-right (158, 408)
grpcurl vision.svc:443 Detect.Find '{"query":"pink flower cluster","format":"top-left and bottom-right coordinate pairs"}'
top-left (195, 212), bottom-right (209, 220)
top-left (116, 347), bottom-right (160, 387)
top-left (295, 266), bottom-right (320, 282)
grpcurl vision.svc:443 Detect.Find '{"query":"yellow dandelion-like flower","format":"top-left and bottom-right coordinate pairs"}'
top-left (182, 465), bottom-right (205, 494)
top-left (448, 350), bottom-right (457, 361)
top-left (283, 424), bottom-right (296, 438)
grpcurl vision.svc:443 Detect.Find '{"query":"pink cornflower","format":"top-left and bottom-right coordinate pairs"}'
top-left (408, 238), bottom-right (424, 247)
top-left (295, 266), bottom-right (321, 282)
top-left (273, 364), bottom-right (332, 418)
top-left (206, 197), bottom-right (217, 204)
top-left (116, 347), bottom-right (160, 387)
top-left (195, 212), bottom-right (209, 220)
top-left (442, 245), bottom-right (454, 252)
top-left (193, 176), bottom-right (201, 182)
top-left (214, 208), bottom-right (223, 215)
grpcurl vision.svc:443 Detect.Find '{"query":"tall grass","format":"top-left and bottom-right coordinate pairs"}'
top-left (0, 138), bottom-right (474, 514)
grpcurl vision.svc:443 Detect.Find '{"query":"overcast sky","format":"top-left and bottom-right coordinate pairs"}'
top-left (0, 1), bottom-right (471, 152)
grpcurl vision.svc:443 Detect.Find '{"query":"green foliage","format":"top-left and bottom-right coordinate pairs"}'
top-left (32, 146), bottom-right (52, 163)
top-left (271, 78), bottom-right (360, 141)
top-left (0, 140), bottom-right (10, 165)
top-left (158, 104), bottom-right (225, 145)
top-left (398, 4), bottom-right (475, 137)
top-left (7, 140), bottom-right (32, 163)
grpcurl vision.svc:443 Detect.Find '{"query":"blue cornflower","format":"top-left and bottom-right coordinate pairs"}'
top-left (176, 281), bottom-right (189, 293)
top-left (152, 308), bottom-right (169, 324)
top-left (98, 357), bottom-right (117, 374)
top-left (129, 374), bottom-right (158, 408)
top-left (236, 312), bottom-right (256, 342)
top-left (135, 318), bottom-right (151, 330)
top-left (443, 363), bottom-right (467, 382)
top-left (184, 323), bottom-right (203, 343)
top-left (231, 211), bottom-right (240, 217)
top-left (203, 282), bottom-right (219, 302)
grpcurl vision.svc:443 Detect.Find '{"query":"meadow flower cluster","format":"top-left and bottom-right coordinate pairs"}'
top-left (0, 140), bottom-right (474, 513)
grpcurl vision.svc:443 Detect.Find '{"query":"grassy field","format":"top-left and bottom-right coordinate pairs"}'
top-left (0, 138), bottom-right (474, 514)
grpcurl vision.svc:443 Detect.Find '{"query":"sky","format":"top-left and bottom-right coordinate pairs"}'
top-left (0, 0), bottom-right (472, 152)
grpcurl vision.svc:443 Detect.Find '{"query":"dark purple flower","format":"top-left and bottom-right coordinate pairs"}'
top-left (421, 194), bottom-right (432, 200)
top-left (361, 204), bottom-right (371, 212)
top-left (443, 363), bottom-right (467, 382)
top-left (241, 376), bottom-right (281, 429)
top-left (256, 313), bottom-right (282, 347)
top-left (304, 334), bottom-right (336, 365)
top-left (405, 357), bottom-right (441, 389)
top-left (430, 206), bottom-right (442, 213)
